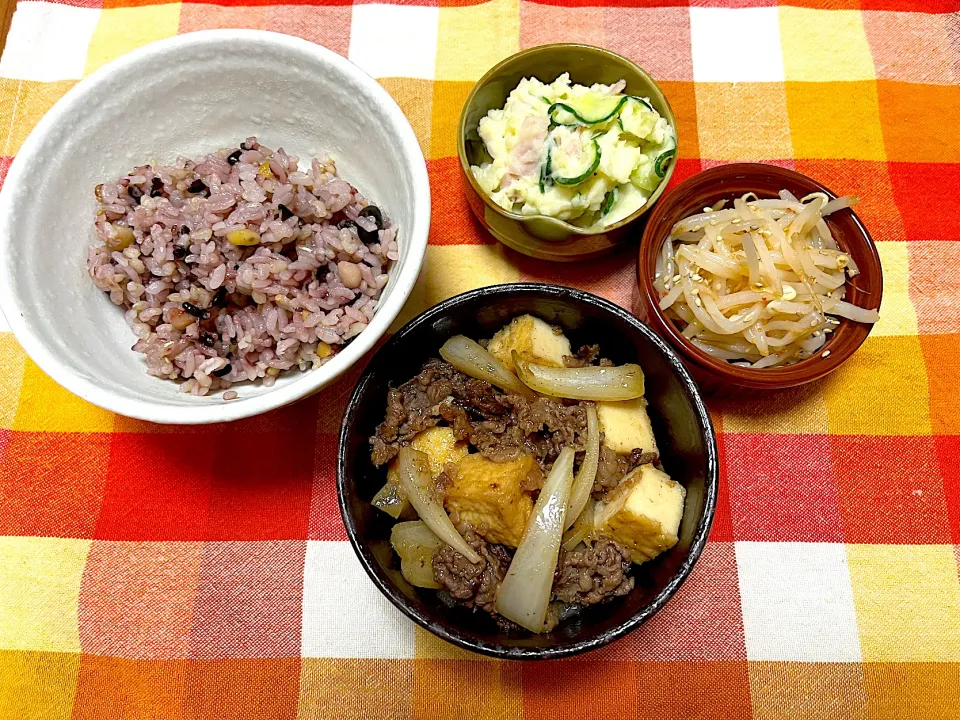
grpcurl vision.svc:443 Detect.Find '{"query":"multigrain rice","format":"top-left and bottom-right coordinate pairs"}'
top-left (87, 137), bottom-right (397, 396)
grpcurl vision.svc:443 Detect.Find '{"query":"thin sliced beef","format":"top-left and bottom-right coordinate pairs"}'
top-left (432, 528), bottom-right (512, 614)
top-left (370, 358), bottom-right (505, 466)
top-left (466, 394), bottom-right (587, 467)
top-left (594, 445), bottom-right (660, 495)
top-left (563, 344), bottom-right (601, 368)
top-left (370, 373), bottom-right (443, 466)
top-left (553, 538), bottom-right (635, 605)
top-left (371, 359), bottom-right (587, 471)
top-left (563, 344), bottom-right (615, 368)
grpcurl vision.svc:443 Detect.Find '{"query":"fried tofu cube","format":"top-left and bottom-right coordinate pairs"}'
top-left (594, 464), bottom-right (685, 564)
top-left (373, 427), bottom-right (469, 519)
top-left (596, 398), bottom-right (659, 455)
top-left (444, 453), bottom-right (536, 547)
top-left (487, 314), bottom-right (572, 373)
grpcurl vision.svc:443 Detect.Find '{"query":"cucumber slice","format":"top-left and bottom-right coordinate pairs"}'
top-left (654, 148), bottom-right (676, 178)
top-left (602, 187), bottom-right (618, 215)
top-left (549, 96), bottom-right (629, 126)
top-left (539, 143), bottom-right (553, 194)
top-left (629, 96), bottom-right (656, 112)
top-left (552, 138), bottom-right (601, 186)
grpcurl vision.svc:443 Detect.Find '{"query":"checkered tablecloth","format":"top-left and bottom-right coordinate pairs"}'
top-left (1, 1), bottom-right (959, 718)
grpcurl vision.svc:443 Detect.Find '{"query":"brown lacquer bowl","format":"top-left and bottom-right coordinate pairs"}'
top-left (338, 284), bottom-right (718, 659)
top-left (636, 163), bottom-right (883, 395)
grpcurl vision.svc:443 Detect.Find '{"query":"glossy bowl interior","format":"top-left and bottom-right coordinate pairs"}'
top-left (0, 30), bottom-right (430, 424)
top-left (636, 164), bottom-right (883, 394)
top-left (458, 44), bottom-right (676, 262)
top-left (338, 284), bottom-right (718, 659)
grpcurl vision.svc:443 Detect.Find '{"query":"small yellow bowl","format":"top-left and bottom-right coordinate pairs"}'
top-left (458, 43), bottom-right (677, 262)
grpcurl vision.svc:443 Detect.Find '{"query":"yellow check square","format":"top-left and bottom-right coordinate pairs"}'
top-left (864, 662), bottom-right (960, 720)
top-left (0, 537), bottom-right (91, 652)
top-left (0, 80), bottom-right (77, 156)
top-left (380, 78), bottom-right (434, 160)
top-left (299, 659), bottom-right (413, 720)
top-left (848, 544), bottom-right (960, 662)
top-left (413, 658), bottom-right (523, 720)
top-left (14, 360), bottom-right (115, 433)
top-left (720, 383), bottom-right (828, 435)
top-left (435, 0), bottom-right (520, 83)
top-left (696, 83), bottom-right (793, 161)
top-left (0, 335), bottom-right (26, 430)
top-left (0, 650), bottom-right (80, 720)
top-left (430, 81), bottom-right (473, 161)
top-left (415, 625), bottom-right (483, 660)
top-left (748, 662), bottom-right (868, 720)
top-left (84, 4), bottom-right (182, 75)
top-left (786, 81), bottom-right (885, 161)
top-left (780, 8), bottom-right (875, 82)
top-left (823, 335), bottom-right (931, 436)
top-left (872, 241), bottom-right (918, 338)
top-left (391, 245), bottom-right (521, 331)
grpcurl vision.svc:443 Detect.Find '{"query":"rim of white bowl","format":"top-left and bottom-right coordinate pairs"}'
top-left (0, 30), bottom-right (431, 425)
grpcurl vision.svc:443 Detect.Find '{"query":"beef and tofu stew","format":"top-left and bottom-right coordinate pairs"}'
top-left (369, 315), bottom-right (686, 633)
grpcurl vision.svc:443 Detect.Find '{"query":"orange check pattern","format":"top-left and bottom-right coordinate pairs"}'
top-left (1, 1), bottom-right (960, 718)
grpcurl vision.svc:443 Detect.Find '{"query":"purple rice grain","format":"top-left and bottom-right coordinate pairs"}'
top-left (87, 138), bottom-right (398, 397)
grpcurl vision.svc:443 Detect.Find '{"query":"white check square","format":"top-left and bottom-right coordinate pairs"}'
top-left (690, 7), bottom-right (785, 83)
top-left (736, 542), bottom-right (861, 662)
top-left (349, 4), bottom-right (439, 81)
top-left (0, 2), bottom-right (100, 82)
top-left (301, 541), bottom-right (414, 659)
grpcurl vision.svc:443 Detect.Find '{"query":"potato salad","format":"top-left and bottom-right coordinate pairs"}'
top-left (471, 73), bottom-right (676, 228)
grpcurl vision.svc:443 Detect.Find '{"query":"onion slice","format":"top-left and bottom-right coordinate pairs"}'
top-left (513, 353), bottom-right (645, 401)
top-left (562, 500), bottom-right (595, 551)
top-left (495, 446), bottom-right (575, 633)
top-left (565, 404), bottom-right (599, 529)
top-left (396, 447), bottom-right (480, 564)
top-left (440, 335), bottom-right (535, 400)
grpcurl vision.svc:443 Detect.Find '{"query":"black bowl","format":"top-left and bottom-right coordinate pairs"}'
top-left (337, 283), bottom-right (718, 659)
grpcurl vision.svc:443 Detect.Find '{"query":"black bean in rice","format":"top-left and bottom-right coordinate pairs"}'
top-left (87, 137), bottom-right (399, 397)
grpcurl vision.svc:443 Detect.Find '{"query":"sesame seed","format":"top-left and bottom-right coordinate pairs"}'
top-left (695, 297), bottom-right (702, 307)
top-left (821, 350), bottom-right (831, 358)
top-left (709, 220), bottom-right (718, 226)
top-left (731, 218), bottom-right (741, 224)
top-left (655, 272), bottom-right (661, 279)
top-left (810, 319), bottom-right (818, 327)
top-left (813, 331), bottom-right (821, 337)
top-left (673, 274), bottom-right (681, 282)
top-left (703, 207), bottom-right (712, 213)
top-left (754, 282), bottom-right (764, 289)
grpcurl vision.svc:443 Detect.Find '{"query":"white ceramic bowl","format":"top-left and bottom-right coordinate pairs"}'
top-left (0, 30), bottom-right (430, 424)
